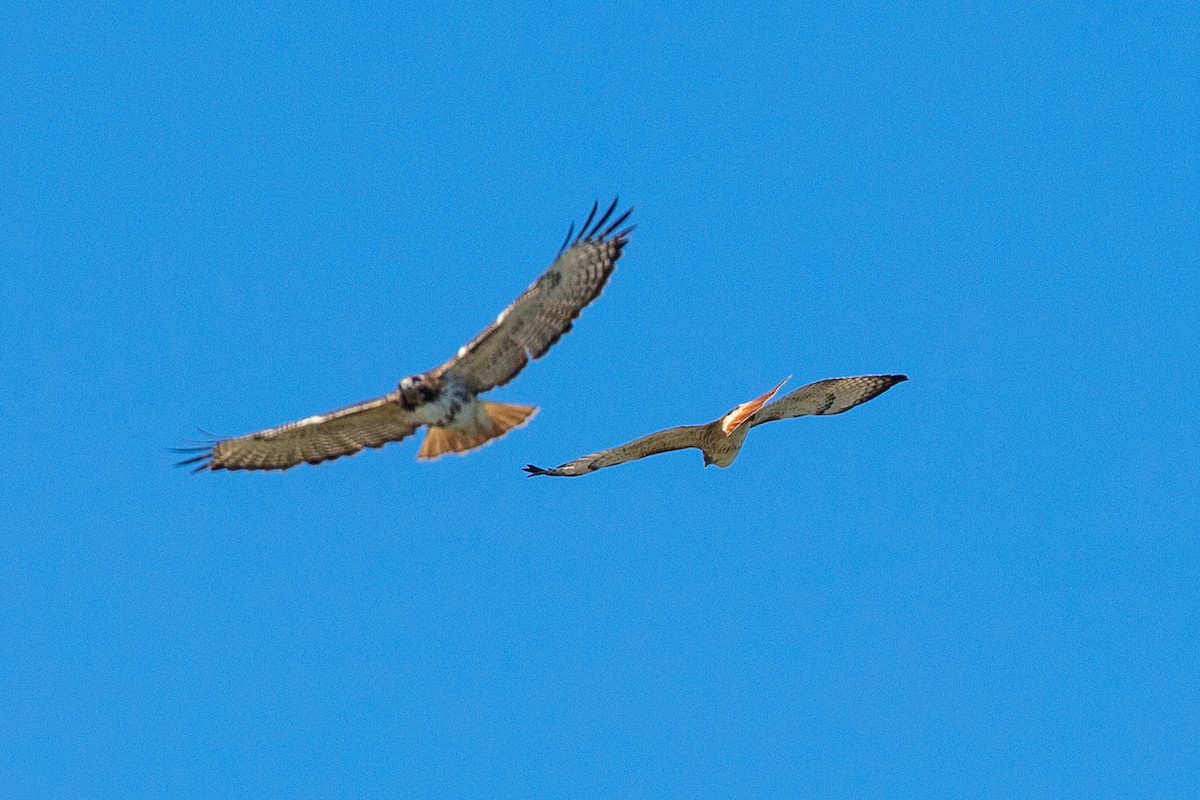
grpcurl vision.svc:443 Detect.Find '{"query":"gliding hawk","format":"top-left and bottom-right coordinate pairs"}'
top-left (523, 374), bottom-right (906, 477)
top-left (176, 200), bottom-right (633, 472)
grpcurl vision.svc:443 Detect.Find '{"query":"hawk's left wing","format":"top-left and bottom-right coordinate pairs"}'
top-left (750, 375), bottom-right (907, 426)
top-left (436, 200), bottom-right (633, 393)
top-left (174, 392), bottom-right (421, 472)
top-left (523, 424), bottom-right (707, 477)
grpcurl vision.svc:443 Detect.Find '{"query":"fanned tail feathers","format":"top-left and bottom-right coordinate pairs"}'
top-left (417, 402), bottom-right (537, 461)
top-left (720, 377), bottom-right (789, 435)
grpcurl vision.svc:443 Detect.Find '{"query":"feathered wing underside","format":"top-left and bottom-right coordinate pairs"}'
top-left (174, 393), bottom-right (420, 472)
top-left (750, 374), bottom-right (907, 426)
top-left (437, 200), bottom-right (633, 394)
top-left (524, 424), bottom-right (707, 477)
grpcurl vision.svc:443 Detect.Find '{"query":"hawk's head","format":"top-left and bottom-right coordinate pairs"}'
top-left (398, 374), bottom-right (425, 392)
top-left (397, 373), bottom-right (438, 408)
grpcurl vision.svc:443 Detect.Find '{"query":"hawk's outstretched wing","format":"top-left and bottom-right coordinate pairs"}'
top-left (750, 375), bottom-right (907, 426)
top-left (174, 393), bottom-right (420, 472)
top-left (437, 200), bottom-right (633, 393)
top-left (523, 425), bottom-right (707, 477)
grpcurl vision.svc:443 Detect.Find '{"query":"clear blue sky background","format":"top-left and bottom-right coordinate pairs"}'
top-left (3, 3), bottom-right (1197, 797)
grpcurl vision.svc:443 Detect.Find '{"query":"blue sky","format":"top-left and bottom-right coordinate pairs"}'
top-left (3, 2), bottom-right (1198, 797)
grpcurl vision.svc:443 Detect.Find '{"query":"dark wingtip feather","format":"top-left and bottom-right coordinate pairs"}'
top-left (572, 200), bottom-right (600, 247)
top-left (558, 221), bottom-right (576, 255)
top-left (173, 428), bottom-right (220, 473)
top-left (610, 225), bottom-right (635, 251)
top-left (600, 207), bottom-right (634, 240)
top-left (556, 199), bottom-right (632, 255)
top-left (585, 197), bottom-right (620, 239)
top-left (523, 464), bottom-right (551, 476)
top-left (174, 451), bottom-right (213, 472)
top-left (851, 374), bottom-right (908, 411)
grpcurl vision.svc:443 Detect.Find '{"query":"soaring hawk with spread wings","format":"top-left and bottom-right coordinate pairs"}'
top-left (176, 200), bottom-right (633, 472)
top-left (523, 374), bottom-right (906, 477)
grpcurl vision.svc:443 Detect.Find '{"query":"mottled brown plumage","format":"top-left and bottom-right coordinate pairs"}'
top-left (176, 201), bottom-right (632, 472)
top-left (524, 374), bottom-right (906, 477)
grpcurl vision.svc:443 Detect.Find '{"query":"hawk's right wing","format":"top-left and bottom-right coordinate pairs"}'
top-left (750, 375), bottom-right (907, 426)
top-left (436, 200), bottom-right (633, 394)
top-left (174, 393), bottom-right (421, 472)
top-left (524, 424), bottom-right (707, 477)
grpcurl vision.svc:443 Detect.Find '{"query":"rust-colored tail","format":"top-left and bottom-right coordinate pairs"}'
top-left (417, 402), bottom-right (538, 461)
top-left (720, 377), bottom-right (789, 435)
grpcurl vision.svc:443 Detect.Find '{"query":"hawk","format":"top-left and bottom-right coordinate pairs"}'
top-left (176, 200), bottom-right (633, 472)
top-left (523, 374), bottom-right (906, 477)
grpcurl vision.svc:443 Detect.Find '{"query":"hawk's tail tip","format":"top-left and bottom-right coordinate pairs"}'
top-left (417, 402), bottom-right (537, 461)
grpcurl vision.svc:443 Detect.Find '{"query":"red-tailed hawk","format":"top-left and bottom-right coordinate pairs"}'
top-left (523, 374), bottom-right (906, 477)
top-left (176, 201), bottom-right (633, 472)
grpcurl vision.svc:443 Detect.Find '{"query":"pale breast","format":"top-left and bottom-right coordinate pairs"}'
top-left (412, 379), bottom-right (474, 427)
